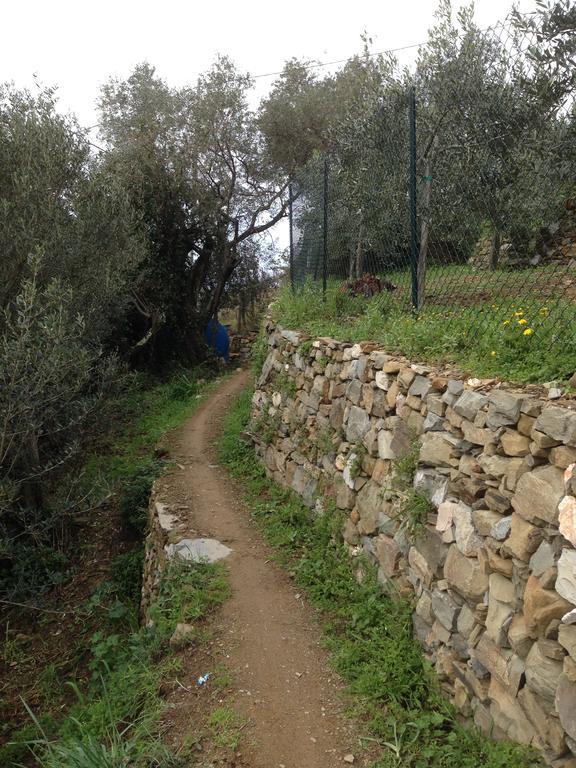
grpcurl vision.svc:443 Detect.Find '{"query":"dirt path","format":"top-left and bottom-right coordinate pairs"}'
top-left (158, 369), bottom-right (371, 768)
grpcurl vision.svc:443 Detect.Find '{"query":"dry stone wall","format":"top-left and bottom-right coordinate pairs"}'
top-left (252, 321), bottom-right (576, 766)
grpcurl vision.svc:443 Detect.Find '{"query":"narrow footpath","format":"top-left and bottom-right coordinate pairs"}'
top-left (157, 369), bottom-right (373, 768)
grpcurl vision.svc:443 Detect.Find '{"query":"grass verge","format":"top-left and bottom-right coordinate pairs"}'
top-left (271, 280), bottom-right (576, 384)
top-left (219, 386), bottom-right (539, 768)
top-left (1, 367), bottom-right (227, 767)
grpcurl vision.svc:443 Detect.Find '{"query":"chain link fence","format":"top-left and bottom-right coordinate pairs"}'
top-left (288, 12), bottom-right (576, 350)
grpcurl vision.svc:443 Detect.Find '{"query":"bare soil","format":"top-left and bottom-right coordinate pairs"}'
top-left (157, 369), bottom-right (375, 768)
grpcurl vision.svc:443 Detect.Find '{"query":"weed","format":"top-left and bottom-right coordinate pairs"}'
top-left (219, 390), bottom-right (539, 768)
top-left (208, 706), bottom-right (248, 751)
top-left (272, 370), bottom-right (297, 398)
top-left (393, 439), bottom-right (420, 486)
top-left (272, 280), bottom-right (576, 384)
top-left (317, 427), bottom-right (336, 457)
top-left (349, 443), bottom-right (367, 479)
top-left (396, 491), bottom-right (434, 540)
top-left (2, 368), bottom-right (223, 765)
top-left (251, 408), bottom-right (281, 446)
top-left (109, 547), bottom-right (144, 603)
top-left (119, 463), bottom-right (159, 536)
top-left (251, 327), bottom-right (269, 376)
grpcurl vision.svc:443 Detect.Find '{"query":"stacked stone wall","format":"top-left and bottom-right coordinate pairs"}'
top-left (252, 321), bottom-right (576, 765)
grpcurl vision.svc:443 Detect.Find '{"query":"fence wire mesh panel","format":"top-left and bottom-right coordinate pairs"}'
top-left (288, 11), bottom-right (576, 359)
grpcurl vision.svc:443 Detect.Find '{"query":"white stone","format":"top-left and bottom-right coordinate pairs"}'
top-left (559, 495), bottom-right (576, 547)
top-left (350, 344), bottom-right (362, 359)
top-left (451, 501), bottom-right (483, 556)
top-left (343, 453), bottom-right (357, 490)
top-left (156, 502), bottom-right (177, 532)
top-left (436, 501), bottom-right (455, 532)
top-left (375, 371), bottom-right (390, 390)
top-left (556, 549), bottom-right (576, 606)
top-left (166, 538), bottom-right (232, 563)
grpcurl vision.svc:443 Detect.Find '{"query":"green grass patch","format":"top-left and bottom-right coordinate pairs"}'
top-left (6, 560), bottom-right (229, 768)
top-left (219, 388), bottom-right (539, 768)
top-left (273, 280), bottom-right (576, 384)
top-left (80, 366), bottom-right (217, 499)
top-left (1, 367), bottom-right (225, 767)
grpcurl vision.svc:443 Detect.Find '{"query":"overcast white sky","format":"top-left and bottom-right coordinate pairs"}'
top-left (3, 0), bottom-right (535, 130)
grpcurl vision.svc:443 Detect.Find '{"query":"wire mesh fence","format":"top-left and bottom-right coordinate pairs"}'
top-left (288, 11), bottom-right (576, 353)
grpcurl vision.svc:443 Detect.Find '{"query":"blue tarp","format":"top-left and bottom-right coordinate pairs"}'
top-left (204, 319), bottom-right (230, 362)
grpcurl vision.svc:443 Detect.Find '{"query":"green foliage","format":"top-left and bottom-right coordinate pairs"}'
top-left (251, 408), bottom-right (281, 446)
top-left (397, 491), bottom-right (434, 541)
top-left (0, 544), bottom-right (68, 600)
top-left (317, 427), bottom-right (336, 457)
top-left (208, 706), bottom-right (248, 751)
top-left (252, 327), bottom-right (269, 376)
top-left (119, 463), bottom-right (159, 536)
top-left (220, 390), bottom-right (539, 768)
top-left (394, 440), bottom-right (420, 486)
top-left (16, 559), bottom-right (229, 768)
top-left (349, 443), bottom-right (367, 480)
top-left (109, 548), bottom-right (145, 602)
top-left (272, 370), bottom-right (297, 398)
top-left (272, 280), bottom-right (576, 384)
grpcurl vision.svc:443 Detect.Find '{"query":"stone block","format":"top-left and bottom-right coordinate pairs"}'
top-left (345, 405), bottom-right (371, 442)
top-left (457, 603), bottom-right (477, 638)
top-left (489, 677), bottom-right (536, 745)
top-left (558, 624), bottom-right (576, 660)
top-left (526, 641), bottom-right (563, 701)
top-left (453, 390), bottom-right (488, 421)
top-left (443, 544), bottom-right (488, 603)
top-left (518, 413), bottom-right (536, 436)
top-left (534, 406), bottom-right (576, 445)
top-left (431, 588), bottom-right (461, 631)
top-left (487, 549), bottom-right (514, 578)
top-left (502, 514), bottom-right (543, 562)
top-left (485, 488), bottom-right (512, 513)
top-left (486, 574), bottom-right (515, 646)
top-left (420, 432), bottom-right (456, 466)
top-left (355, 481), bottom-right (391, 536)
top-left (551, 445), bottom-right (576, 469)
top-left (524, 575), bottom-right (574, 639)
top-left (408, 374), bottom-right (432, 398)
top-left (374, 534), bottom-right (401, 577)
top-left (512, 464), bottom-right (565, 524)
top-left (462, 420), bottom-right (494, 446)
top-left (378, 420), bottom-right (411, 460)
top-left (556, 549), bottom-right (576, 606)
top-left (500, 429), bottom-right (531, 457)
top-left (473, 508), bottom-right (503, 536)
top-left (408, 546), bottom-right (434, 587)
top-left (530, 541), bottom-right (556, 577)
top-left (508, 614), bottom-right (533, 657)
top-left (486, 391), bottom-right (525, 428)
top-left (413, 468), bottom-right (449, 507)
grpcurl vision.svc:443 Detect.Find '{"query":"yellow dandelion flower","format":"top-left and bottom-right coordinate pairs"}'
top-left (514, 311), bottom-right (524, 316)
top-left (491, 350), bottom-right (496, 356)
top-left (502, 320), bottom-right (510, 326)
top-left (523, 328), bottom-right (534, 336)
top-left (518, 318), bottom-right (528, 325)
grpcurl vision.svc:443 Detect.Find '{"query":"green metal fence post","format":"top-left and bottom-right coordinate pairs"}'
top-left (323, 155), bottom-right (328, 300)
top-left (288, 180), bottom-right (295, 292)
top-left (408, 86), bottom-right (418, 312)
